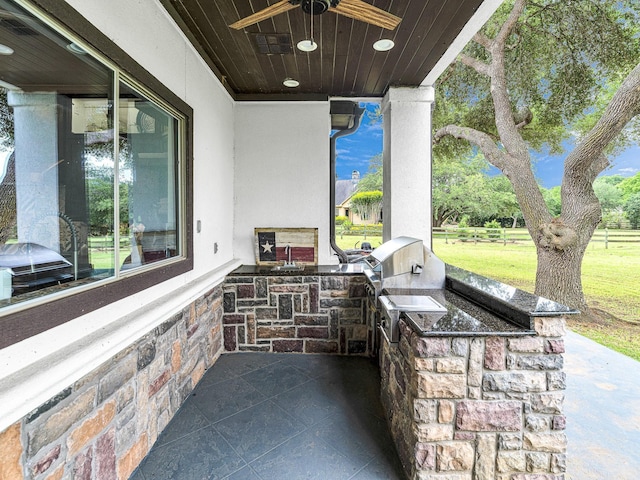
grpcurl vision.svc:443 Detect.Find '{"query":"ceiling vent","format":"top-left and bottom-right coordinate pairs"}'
top-left (253, 33), bottom-right (293, 55)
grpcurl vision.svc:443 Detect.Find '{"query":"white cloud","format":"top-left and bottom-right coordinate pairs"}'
top-left (363, 122), bottom-right (383, 133)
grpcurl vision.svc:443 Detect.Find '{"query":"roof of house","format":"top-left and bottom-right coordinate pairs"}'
top-left (335, 179), bottom-right (357, 206)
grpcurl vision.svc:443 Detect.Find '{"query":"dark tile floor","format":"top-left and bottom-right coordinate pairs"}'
top-left (130, 352), bottom-right (406, 480)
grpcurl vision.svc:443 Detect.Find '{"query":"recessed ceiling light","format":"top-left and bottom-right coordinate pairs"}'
top-left (283, 78), bottom-right (300, 88)
top-left (66, 42), bottom-right (87, 55)
top-left (297, 39), bottom-right (317, 52)
top-left (373, 39), bottom-right (394, 52)
top-left (0, 44), bottom-right (14, 55)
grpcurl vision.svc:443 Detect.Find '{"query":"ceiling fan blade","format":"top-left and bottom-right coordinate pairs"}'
top-left (329, 0), bottom-right (401, 30)
top-left (229, 0), bottom-right (297, 30)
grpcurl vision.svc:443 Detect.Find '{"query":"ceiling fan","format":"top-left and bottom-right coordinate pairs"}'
top-left (229, 0), bottom-right (401, 31)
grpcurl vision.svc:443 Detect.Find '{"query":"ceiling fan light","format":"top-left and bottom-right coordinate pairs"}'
top-left (283, 78), bottom-right (300, 88)
top-left (297, 39), bottom-right (318, 52)
top-left (373, 39), bottom-right (394, 52)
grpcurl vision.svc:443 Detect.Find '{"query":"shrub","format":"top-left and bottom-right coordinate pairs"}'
top-left (484, 220), bottom-right (502, 241)
top-left (335, 215), bottom-right (348, 226)
top-left (457, 218), bottom-right (470, 242)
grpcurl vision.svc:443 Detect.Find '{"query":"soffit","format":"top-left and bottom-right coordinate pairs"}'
top-left (160, 0), bottom-right (486, 100)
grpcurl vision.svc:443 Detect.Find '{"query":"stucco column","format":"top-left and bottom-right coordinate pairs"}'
top-left (381, 86), bottom-right (434, 245)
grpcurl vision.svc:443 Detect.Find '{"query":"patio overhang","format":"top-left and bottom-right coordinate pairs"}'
top-left (159, 0), bottom-right (504, 100)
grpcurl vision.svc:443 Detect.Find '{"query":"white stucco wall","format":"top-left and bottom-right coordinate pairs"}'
top-left (233, 102), bottom-right (334, 265)
top-left (0, 0), bottom-right (238, 432)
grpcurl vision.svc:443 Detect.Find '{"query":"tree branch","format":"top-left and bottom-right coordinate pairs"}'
top-left (488, 0), bottom-right (530, 159)
top-left (435, 123), bottom-right (552, 232)
top-left (458, 53), bottom-right (490, 77)
top-left (565, 61), bottom-right (640, 179)
top-left (495, 0), bottom-right (527, 47)
top-left (472, 31), bottom-right (492, 49)
top-left (434, 124), bottom-right (508, 170)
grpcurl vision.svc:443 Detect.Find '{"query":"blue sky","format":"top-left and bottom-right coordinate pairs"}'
top-left (526, 144), bottom-right (640, 188)
top-left (335, 103), bottom-right (639, 189)
top-left (334, 103), bottom-right (383, 180)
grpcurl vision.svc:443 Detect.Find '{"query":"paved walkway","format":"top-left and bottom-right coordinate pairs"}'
top-left (565, 330), bottom-right (640, 479)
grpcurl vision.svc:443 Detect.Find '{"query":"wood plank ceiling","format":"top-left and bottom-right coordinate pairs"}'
top-left (160, 0), bottom-right (485, 100)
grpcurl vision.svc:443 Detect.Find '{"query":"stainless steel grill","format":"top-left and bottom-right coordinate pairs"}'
top-left (362, 236), bottom-right (446, 343)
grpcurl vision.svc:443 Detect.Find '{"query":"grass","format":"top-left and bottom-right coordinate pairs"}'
top-left (335, 235), bottom-right (383, 251)
top-left (433, 235), bottom-right (640, 362)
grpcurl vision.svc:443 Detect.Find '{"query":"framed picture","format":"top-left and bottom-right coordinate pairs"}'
top-left (254, 227), bottom-right (318, 266)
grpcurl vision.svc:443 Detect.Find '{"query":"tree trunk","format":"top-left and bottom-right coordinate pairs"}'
top-left (534, 242), bottom-right (588, 314)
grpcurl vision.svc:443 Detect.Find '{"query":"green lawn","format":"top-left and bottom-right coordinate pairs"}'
top-left (335, 235), bottom-right (383, 251)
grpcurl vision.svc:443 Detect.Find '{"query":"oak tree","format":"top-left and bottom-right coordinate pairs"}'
top-left (434, 0), bottom-right (640, 316)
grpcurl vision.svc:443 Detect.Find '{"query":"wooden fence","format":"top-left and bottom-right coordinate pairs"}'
top-left (433, 227), bottom-right (640, 248)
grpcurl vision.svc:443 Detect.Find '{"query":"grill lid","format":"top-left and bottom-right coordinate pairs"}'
top-left (364, 236), bottom-right (423, 277)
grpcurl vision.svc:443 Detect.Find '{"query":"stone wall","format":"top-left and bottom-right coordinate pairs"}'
top-left (381, 316), bottom-right (567, 480)
top-left (223, 274), bottom-right (371, 355)
top-left (0, 286), bottom-right (223, 480)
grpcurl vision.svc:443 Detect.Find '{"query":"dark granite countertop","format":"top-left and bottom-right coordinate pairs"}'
top-left (228, 264), bottom-right (366, 276)
top-left (382, 288), bottom-right (533, 337)
top-left (381, 266), bottom-right (576, 337)
top-left (445, 265), bottom-right (578, 324)
top-left (227, 263), bottom-right (576, 337)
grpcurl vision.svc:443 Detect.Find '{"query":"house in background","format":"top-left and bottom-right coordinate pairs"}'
top-left (335, 170), bottom-right (359, 222)
top-left (0, 0), bottom-right (505, 478)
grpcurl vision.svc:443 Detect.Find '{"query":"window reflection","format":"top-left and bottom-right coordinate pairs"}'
top-left (118, 82), bottom-right (179, 269)
top-left (0, 0), bottom-right (182, 308)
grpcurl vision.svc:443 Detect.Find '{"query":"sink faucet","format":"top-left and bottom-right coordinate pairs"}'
top-left (284, 244), bottom-right (295, 266)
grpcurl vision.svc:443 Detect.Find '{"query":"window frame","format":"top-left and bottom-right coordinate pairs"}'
top-left (1, 0), bottom-right (194, 349)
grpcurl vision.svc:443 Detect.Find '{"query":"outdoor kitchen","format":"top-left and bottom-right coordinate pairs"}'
top-left (221, 234), bottom-right (575, 479)
top-left (0, 1), bottom-right (581, 479)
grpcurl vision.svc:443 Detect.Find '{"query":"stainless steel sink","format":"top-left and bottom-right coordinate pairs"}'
top-left (378, 295), bottom-right (447, 343)
top-left (270, 265), bottom-right (305, 272)
top-left (381, 295), bottom-right (447, 312)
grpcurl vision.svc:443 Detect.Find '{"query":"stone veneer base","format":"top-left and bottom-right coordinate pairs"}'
top-left (381, 317), bottom-right (568, 480)
top-left (223, 273), bottom-right (372, 355)
top-left (0, 286), bottom-right (223, 480)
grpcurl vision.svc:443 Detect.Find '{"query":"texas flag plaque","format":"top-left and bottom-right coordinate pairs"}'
top-left (254, 228), bottom-right (318, 265)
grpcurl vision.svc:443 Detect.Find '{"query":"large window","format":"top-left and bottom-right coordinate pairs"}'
top-left (0, 0), bottom-right (192, 344)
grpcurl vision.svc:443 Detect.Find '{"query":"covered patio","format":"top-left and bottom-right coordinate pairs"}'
top-left (0, 0), bottom-right (571, 479)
